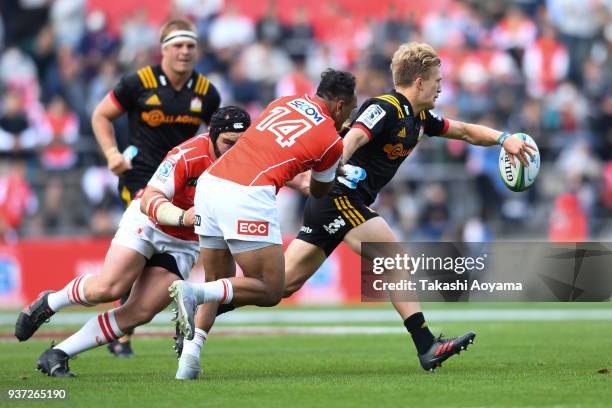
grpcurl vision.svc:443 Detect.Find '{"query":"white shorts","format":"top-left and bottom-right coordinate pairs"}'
top-left (194, 173), bottom-right (282, 248)
top-left (112, 200), bottom-right (198, 279)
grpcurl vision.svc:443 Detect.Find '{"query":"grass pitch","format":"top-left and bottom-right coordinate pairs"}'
top-left (0, 308), bottom-right (611, 408)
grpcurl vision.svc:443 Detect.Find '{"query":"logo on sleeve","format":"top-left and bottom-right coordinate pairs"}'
top-left (155, 160), bottom-right (175, 181)
top-left (357, 104), bottom-right (386, 130)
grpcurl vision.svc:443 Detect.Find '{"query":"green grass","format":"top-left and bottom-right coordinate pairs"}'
top-left (1, 319), bottom-right (611, 407)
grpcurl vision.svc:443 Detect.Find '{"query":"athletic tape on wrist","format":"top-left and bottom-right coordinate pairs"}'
top-left (497, 132), bottom-right (511, 146)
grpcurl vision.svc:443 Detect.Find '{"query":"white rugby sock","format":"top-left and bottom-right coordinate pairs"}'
top-left (193, 279), bottom-right (233, 305)
top-left (55, 309), bottom-right (123, 357)
top-left (181, 328), bottom-right (207, 358)
top-left (47, 274), bottom-right (94, 311)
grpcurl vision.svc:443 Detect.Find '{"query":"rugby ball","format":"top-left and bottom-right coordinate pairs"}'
top-left (498, 133), bottom-right (540, 192)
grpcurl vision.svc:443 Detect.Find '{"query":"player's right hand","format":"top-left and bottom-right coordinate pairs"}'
top-left (107, 153), bottom-right (131, 176)
top-left (182, 207), bottom-right (196, 227)
top-left (337, 164), bottom-right (366, 189)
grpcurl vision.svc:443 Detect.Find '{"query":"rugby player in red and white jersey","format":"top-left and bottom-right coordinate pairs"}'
top-left (15, 107), bottom-right (251, 377)
top-left (168, 70), bottom-right (357, 363)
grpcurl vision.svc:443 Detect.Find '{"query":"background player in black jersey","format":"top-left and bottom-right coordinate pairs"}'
top-left (282, 42), bottom-right (536, 371)
top-left (90, 18), bottom-right (220, 356)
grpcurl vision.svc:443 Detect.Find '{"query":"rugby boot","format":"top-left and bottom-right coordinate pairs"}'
top-left (15, 291), bottom-right (55, 341)
top-left (418, 331), bottom-right (476, 371)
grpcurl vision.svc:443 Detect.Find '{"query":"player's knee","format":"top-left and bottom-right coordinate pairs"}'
top-left (260, 287), bottom-right (283, 307)
top-left (283, 281), bottom-right (301, 298)
top-left (131, 308), bottom-right (155, 327)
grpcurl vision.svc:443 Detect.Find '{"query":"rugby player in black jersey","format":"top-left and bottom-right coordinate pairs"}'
top-left (173, 42), bottom-right (535, 378)
top-left (284, 42), bottom-right (535, 371)
top-left (89, 18), bottom-right (220, 356)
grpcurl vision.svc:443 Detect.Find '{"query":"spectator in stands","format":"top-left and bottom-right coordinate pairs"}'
top-left (0, 160), bottom-right (36, 242)
top-left (77, 11), bottom-right (119, 79)
top-left (549, 192), bottom-right (587, 241)
top-left (208, 5), bottom-right (254, 51)
top-left (0, 90), bottom-right (38, 153)
top-left (37, 94), bottom-right (79, 171)
top-left (50, 0), bottom-right (85, 50)
top-left (523, 24), bottom-right (569, 98)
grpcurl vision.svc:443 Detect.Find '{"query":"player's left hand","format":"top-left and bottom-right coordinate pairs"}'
top-left (337, 164), bottom-right (366, 189)
top-left (502, 136), bottom-right (537, 168)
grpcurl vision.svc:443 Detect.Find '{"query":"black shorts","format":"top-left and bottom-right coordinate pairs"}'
top-left (296, 193), bottom-right (379, 256)
top-left (145, 253), bottom-right (183, 279)
top-left (117, 179), bottom-right (145, 208)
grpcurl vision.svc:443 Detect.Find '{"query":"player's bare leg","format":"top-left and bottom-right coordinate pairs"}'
top-left (170, 244), bottom-right (285, 339)
top-left (343, 216), bottom-right (476, 371)
top-left (283, 239), bottom-right (327, 297)
top-left (84, 245), bottom-right (147, 303)
top-left (113, 266), bottom-right (178, 332)
top-left (15, 244), bottom-right (146, 342)
top-left (343, 217), bottom-right (421, 319)
top-left (176, 248), bottom-right (236, 380)
top-left (36, 266), bottom-right (177, 377)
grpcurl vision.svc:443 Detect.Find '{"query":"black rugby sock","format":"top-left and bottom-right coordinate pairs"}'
top-left (404, 312), bottom-right (435, 354)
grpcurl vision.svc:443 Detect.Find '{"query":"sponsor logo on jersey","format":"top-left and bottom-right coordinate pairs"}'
top-left (187, 177), bottom-right (198, 186)
top-left (141, 110), bottom-right (202, 127)
top-left (145, 94), bottom-right (161, 106)
top-left (190, 97), bottom-right (202, 112)
top-left (287, 99), bottom-right (325, 124)
top-left (323, 216), bottom-right (346, 235)
top-left (383, 143), bottom-right (414, 160)
top-left (300, 226), bottom-right (312, 234)
top-left (237, 220), bottom-right (269, 236)
top-left (357, 104), bottom-right (386, 129)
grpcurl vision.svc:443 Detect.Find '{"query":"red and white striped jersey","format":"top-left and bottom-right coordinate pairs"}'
top-left (208, 94), bottom-right (342, 191)
top-left (148, 133), bottom-right (213, 241)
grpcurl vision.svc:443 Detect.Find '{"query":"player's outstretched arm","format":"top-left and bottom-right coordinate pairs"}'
top-left (442, 120), bottom-right (536, 167)
top-left (92, 93), bottom-right (130, 175)
top-left (341, 127), bottom-right (370, 164)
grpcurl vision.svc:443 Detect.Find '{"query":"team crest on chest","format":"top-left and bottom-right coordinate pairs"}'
top-left (190, 97), bottom-right (202, 112)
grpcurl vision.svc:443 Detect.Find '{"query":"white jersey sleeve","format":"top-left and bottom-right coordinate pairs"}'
top-left (148, 159), bottom-right (177, 198)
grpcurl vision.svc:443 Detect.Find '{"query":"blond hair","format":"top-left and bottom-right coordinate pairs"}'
top-left (390, 42), bottom-right (441, 87)
top-left (159, 19), bottom-right (197, 43)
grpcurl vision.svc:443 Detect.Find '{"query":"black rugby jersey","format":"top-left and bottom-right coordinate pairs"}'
top-left (332, 90), bottom-right (449, 205)
top-left (110, 64), bottom-right (220, 197)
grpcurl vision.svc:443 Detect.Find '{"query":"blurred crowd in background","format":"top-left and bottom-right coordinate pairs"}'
top-left (0, 0), bottom-right (610, 243)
